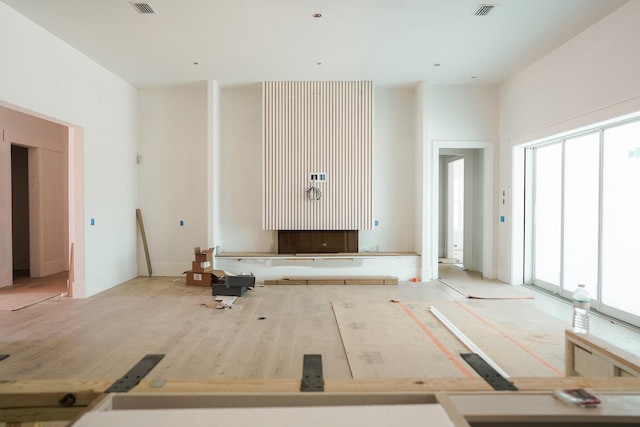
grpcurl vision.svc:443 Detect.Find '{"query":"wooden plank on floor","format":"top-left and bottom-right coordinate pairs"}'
top-left (344, 279), bottom-right (385, 285)
top-left (272, 276), bottom-right (399, 286)
top-left (307, 280), bottom-right (346, 285)
top-left (332, 301), bottom-right (477, 379)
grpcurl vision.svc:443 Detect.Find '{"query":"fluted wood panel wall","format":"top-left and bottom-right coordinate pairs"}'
top-left (263, 81), bottom-right (373, 230)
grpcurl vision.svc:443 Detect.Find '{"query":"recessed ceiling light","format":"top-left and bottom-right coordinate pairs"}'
top-left (193, 61), bottom-right (199, 65)
top-left (316, 62), bottom-right (323, 66)
top-left (433, 63), bottom-right (441, 67)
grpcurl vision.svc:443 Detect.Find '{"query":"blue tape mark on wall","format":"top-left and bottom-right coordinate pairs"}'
top-left (500, 216), bottom-right (505, 223)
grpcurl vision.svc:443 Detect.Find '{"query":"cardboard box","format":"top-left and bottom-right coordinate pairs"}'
top-left (193, 247), bottom-right (214, 262)
top-left (186, 271), bottom-right (213, 287)
top-left (223, 274), bottom-right (256, 287)
top-left (211, 270), bottom-right (226, 282)
top-left (212, 284), bottom-right (247, 297)
top-left (192, 260), bottom-right (213, 273)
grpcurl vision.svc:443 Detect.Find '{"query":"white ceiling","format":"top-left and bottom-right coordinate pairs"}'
top-left (1, 0), bottom-right (629, 88)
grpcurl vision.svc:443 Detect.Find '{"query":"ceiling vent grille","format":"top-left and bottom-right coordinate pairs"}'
top-left (473, 4), bottom-right (496, 16)
top-left (130, 2), bottom-right (157, 14)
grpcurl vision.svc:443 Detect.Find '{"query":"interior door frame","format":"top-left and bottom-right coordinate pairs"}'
top-left (432, 141), bottom-right (494, 279)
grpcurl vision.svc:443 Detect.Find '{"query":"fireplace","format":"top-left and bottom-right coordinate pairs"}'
top-left (278, 230), bottom-right (358, 254)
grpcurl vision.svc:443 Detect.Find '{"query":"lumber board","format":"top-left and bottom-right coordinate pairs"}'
top-left (131, 378), bottom-right (492, 393)
top-left (68, 242), bottom-right (74, 297)
top-left (2, 377), bottom-right (640, 398)
top-left (344, 279), bottom-right (385, 285)
top-left (0, 380), bottom-right (109, 423)
top-left (136, 208), bottom-right (152, 277)
top-left (3, 378), bottom-right (640, 424)
top-left (269, 276), bottom-right (399, 285)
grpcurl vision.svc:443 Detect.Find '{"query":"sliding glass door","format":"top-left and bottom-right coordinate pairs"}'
top-left (532, 143), bottom-right (562, 288)
top-left (563, 133), bottom-right (600, 300)
top-left (601, 121), bottom-right (640, 321)
top-left (529, 118), bottom-right (640, 326)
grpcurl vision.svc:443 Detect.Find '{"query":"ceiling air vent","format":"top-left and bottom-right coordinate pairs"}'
top-left (130, 2), bottom-right (157, 14)
top-left (473, 4), bottom-right (496, 16)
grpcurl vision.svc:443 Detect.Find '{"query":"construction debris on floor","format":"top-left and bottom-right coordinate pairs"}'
top-left (186, 247), bottom-right (216, 287)
top-left (186, 246), bottom-right (255, 297)
top-left (202, 296), bottom-right (238, 309)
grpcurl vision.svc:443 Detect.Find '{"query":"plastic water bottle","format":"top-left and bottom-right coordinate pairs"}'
top-left (572, 284), bottom-right (590, 334)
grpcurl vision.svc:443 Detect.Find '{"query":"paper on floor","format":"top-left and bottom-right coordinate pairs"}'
top-left (202, 296), bottom-right (237, 309)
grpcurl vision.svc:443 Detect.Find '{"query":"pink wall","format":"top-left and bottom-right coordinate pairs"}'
top-left (0, 106), bottom-right (68, 285)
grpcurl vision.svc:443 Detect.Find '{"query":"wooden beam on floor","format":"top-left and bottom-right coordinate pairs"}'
top-left (264, 276), bottom-right (399, 285)
top-left (0, 380), bottom-right (109, 423)
top-left (2, 377), bottom-right (640, 423)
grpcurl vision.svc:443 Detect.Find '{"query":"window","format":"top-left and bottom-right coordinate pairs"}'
top-left (601, 121), bottom-right (640, 319)
top-left (527, 118), bottom-right (640, 326)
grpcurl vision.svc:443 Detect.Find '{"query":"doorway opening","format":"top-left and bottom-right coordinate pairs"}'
top-left (448, 157), bottom-right (464, 264)
top-left (11, 145), bottom-right (30, 280)
top-left (432, 141), bottom-right (493, 281)
top-left (1, 103), bottom-right (84, 300)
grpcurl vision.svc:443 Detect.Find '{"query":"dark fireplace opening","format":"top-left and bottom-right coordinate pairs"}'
top-left (278, 230), bottom-right (358, 254)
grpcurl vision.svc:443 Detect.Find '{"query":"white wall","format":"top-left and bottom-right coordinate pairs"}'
top-left (219, 84), bottom-right (275, 252)
top-left (217, 86), bottom-right (418, 254)
top-left (0, 2), bottom-right (138, 297)
top-left (135, 84), bottom-right (420, 280)
top-left (137, 84), bottom-right (208, 275)
top-left (428, 86), bottom-right (500, 142)
top-left (499, 0), bottom-right (640, 284)
top-left (359, 88), bottom-right (416, 252)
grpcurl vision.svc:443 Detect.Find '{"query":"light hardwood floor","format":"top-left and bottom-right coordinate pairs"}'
top-left (0, 264), bottom-right (639, 383)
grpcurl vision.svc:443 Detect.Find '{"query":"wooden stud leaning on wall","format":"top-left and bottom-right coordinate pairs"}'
top-left (67, 242), bottom-right (74, 297)
top-left (136, 209), bottom-right (152, 277)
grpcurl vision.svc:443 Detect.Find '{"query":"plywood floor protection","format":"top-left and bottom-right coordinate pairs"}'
top-left (439, 268), bottom-right (534, 299)
top-left (332, 300), bottom-right (476, 379)
top-left (333, 299), bottom-right (565, 379)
